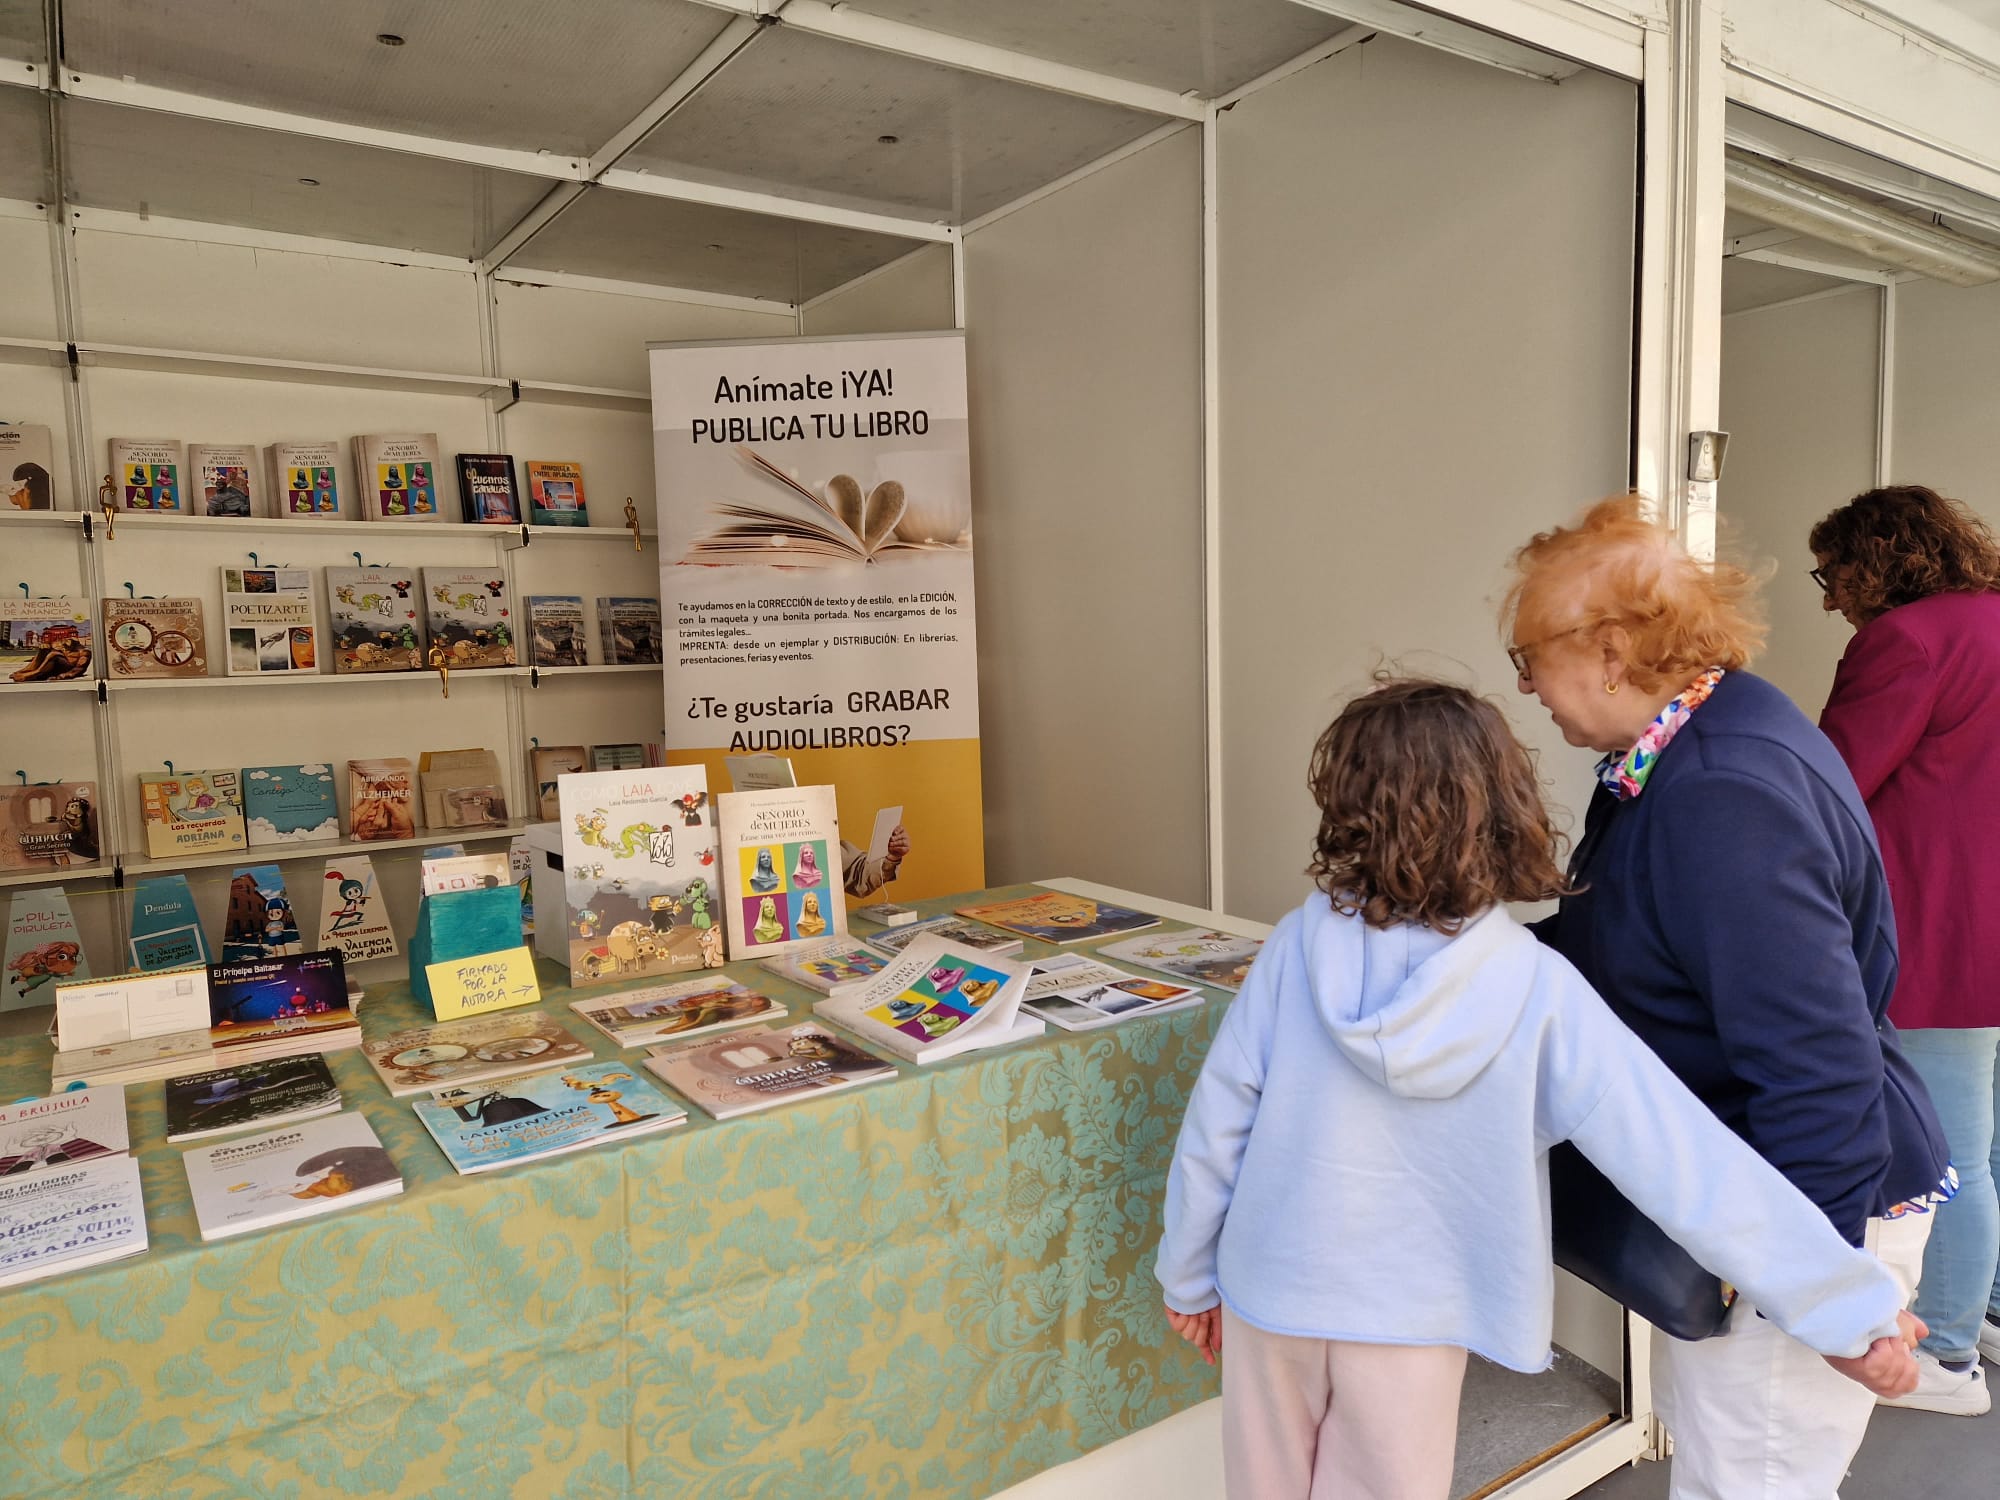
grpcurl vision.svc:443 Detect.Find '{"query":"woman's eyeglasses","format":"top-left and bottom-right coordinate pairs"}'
top-left (1507, 623), bottom-right (1591, 680)
top-left (1808, 567), bottom-right (1833, 596)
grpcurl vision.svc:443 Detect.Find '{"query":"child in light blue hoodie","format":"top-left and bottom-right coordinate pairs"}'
top-left (1156, 680), bottom-right (1922, 1500)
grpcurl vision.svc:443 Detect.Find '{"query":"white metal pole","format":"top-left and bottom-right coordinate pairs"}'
top-left (1876, 280), bottom-right (1897, 486)
top-left (1201, 111), bottom-right (1224, 912)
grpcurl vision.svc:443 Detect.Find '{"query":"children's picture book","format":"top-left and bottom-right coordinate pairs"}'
top-left (812, 936), bottom-right (1035, 1065)
top-left (164, 1055), bottom-right (341, 1143)
top-left (353, 432), bottom-right (442, 520)
top-left (0, 1084), bottom-right (129, 1173)
top-left (183, 1110), bottom-right (403, 1241)
top-left (589, 744), bottom-right (648, 772)
top-left (362, 1010), bottom-right (592, 1097)
top-left (1094, 927), bottom-right (1266, 993)
top-left (455, 453), bottom-right (520, 524)
top-left (219, 864), bottom-right (302, 963)
top-left (418, 849), bottom-right (510, 898)
top-left (596, 596), bottom-right (663, 665)
top-left (525, 596), bottom-right (588, 667)
top-left (102, 595), bottom-right (206, 679)
top-left (242, 763), bottom-right (339, 846)
top-left (4, 887), bottom-right (87, 1010)
top-left (54, 964), bottom-right (209, 1051)
top-left (1021, 953), bottom-right (1204, 1032)
top-left (531, 744), bottom-right (587, 820)
top-left (206, 949), bottom-right (356, 1053)
top-left (758, 936), bottom-right (891, 998)
top-left (109, 437), bottom-right (184, 512)
top-left (137, 768), bottom-right (247, 860)
top-left (644, 1021), bottom-right (896, 1120)
top-left (413, 1060), bottom-right (686, 1175)
top-left (422, 567), bottom-right (514, 669)
top-left (323, 567), bottom-right (423, 673)
top-left (416, 748), bottom-right (507, 830)
top-left (557, 766), bottom-right (723, 985)
top-left (953, 891), bottom-right (1161, 945)
top-left (221, 567), bottom-right (319, 675)
top-left (348, 758), bottom-right (416, 842)
top-left (317, 857), bottom-right (399, 962)
top-left (716, 783), bottom-right (846, 960)
top-left (678, 445), bottom-right (970, 566)
top-left (568, 975), bottom-right (783, 1048)
top-left (271, 440), bottom-right (341, 517)
top-left (525, 459), bottom-right (587, 526)
top-left (1, 598), bottom-right (92, 684)
top-left (0, 1154), bottom-right (147, 1288)
top-left (0, 782), bottom-right (101, 872)
top-left (866, 913), bottom-right (1023, 959)
top-left (127, 874), bottom-right (209, 970)
top-left (0, 422), bottom-right (55, 510)
top-left (851, 901), bottom-right (920, 928)
top-left (187, 442), bottom-right (262, 517)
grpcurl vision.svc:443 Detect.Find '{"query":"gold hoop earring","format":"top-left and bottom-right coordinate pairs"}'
top-left (1604, 681), bottom-right (1619, 695)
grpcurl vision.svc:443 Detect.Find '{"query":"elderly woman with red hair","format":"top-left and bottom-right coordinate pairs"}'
top-left (1507, 497), bottom-right (1949, 1500)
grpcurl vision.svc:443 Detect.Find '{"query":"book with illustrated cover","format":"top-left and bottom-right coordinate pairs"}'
top-left (422, 568), bottom-right (514, 669)
top-left (531, 744), bottom-right (587, 820)
top-left (242, 764), bottom-right (339, 847)
top-left (221, 567), bottom-right (319, 675)
top-left (183, 1110), bottom-right (402, 1241)
top-left (316, 856), bottom-right (398, 963)
top-left (455, 453), bottom-right (520, 524)
top-left (597, 597), bottom-right (662, 665)
top-left (187, 443), bottom-right (262, 518)
top-left (362, 1009), bottom-right (592, 1097)
top-left (126, 875), bottom-right (207, 971)
top-left (679, 445), bottom-right (971, 566)
top-left (0, 783), bottom-right (100, 872)
top-left (271, 440), bottom-right (341, 517)
top-left (1021, 953), bottom-right (1204, 1032)
top-left (137, 768), bottom-right (246, 859)
top-left (759, 937), bottom-right (890, 998)
top-left (525, 596), bottom-right (588, 667)
top-left (0, 1084), bottom-right (129, 1173)
top-left (353, 433), bottom-right (442, 520)
top-left (4, 887), bottom-right (88, 1010)
top-left (851, 901), bottom-right (919, 928)
top-left (557, 766), bottom-right (722, 985)
top-left (644, 1020), bottom-right (895, 1119)
top-left (413, 1060), bottom-right (686, 1175)
top-left (103, 596), bottom-right (206, 679)
top-left (0, 1155), bottom-right (147, 1288)
top-left (812, 936), bottom-right (1036, 1065)
top-left (867, 913), bottom-right (1023, 959)
top-left (1, 422), bottom-right (55, 510)
top-left (218, 863), bottom-right (302, 963)
top-left (525, 459), bottom-right (587, 526)
top-left (569, 976), bottom-right (782, 1048)
top-left (348, 758), bottom-right (416, 842)
top-left (206, 949), bottom-right (355, 1054)
top-left (324, 568), bottom-right (423, 673)
top-left (2, 597), bottom-right (92, 684)
top-left (164, 1055), bottom-right (341, 1143)
top-left (1094, 927), bottom-right (1265, 993)
top-left (109, 438), bottom-right (185, 512)
top-left (953, 891), bottom-right (1161, 945)
top-left (716, 784), bottom-right (845, 960)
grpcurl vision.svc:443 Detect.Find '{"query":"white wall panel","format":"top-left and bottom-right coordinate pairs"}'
top-left (1890, 277), bottom-right (2000, 517)
top-left (0, 212), bottom-right (59, 338)
top-left (493, 280), bottom-right (793, 391)
top-left (801, 245), bottom-right (956, 336)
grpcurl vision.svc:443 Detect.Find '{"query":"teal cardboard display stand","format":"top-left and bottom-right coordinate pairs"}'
top-left (408, 884), bottom-right (524, 1009)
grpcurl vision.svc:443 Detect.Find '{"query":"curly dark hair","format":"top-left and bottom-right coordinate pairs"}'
top-left (1808, 486), bottom-right (2000, 621)
top-left (1306, 678), bottom-right (1573, 932)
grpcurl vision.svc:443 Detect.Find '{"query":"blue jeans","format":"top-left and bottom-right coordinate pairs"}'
top-left (1900, 1026), bottom-right (2000, 1364)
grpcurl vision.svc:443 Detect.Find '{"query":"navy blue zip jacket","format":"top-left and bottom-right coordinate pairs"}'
top-left (1533, 670), bottom-right (1947, 1244)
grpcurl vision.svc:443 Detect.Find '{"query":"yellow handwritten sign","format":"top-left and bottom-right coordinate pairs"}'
top-left (425, 944), bottom-right (542, 1021)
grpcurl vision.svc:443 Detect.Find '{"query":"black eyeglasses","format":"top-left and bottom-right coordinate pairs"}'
top-left (1808, 567), bottom-right (1833, 597)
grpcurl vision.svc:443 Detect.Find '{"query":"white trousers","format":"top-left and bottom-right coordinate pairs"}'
top-left (1219, 1306), bottom-right (1469, 1500)
top-left (1654, 1212), bottom-right (1934, 1500)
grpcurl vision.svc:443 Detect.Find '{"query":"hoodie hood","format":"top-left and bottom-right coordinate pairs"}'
top-left (1304, 899), bottom-right (1540, 1099)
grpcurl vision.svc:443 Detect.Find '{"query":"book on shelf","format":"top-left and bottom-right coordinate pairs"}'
top-left (0, 422), bottom-right (55, 510)
top-left (0, 1084), bottom-right (130, 1173)
top-left (716, 783), bottom-right (847, 960)
top-left (530, 744), bottom-right (587, 820)
top-left (758, 936), bottom-right (891, 998)
top-left (421, 568), bottom-right (515, 669)
top-left (455, 453), bottom-right (520, 524)
top-left (221, 567), bottom-right (320, 675)
top-left (218, 863), bottom-right (303, 963)
top-left (362, 1009), bottom-right (592, 1097)
top-left (103, 595), bottom-right (207, 679)
top-left (348, 758), bottom-right (416, 842)
top-left (242, 763), bottom-right (340, 847)
top-left (271, 440), bottom-right (342, 517)
top-left (1093, 927), bottom-right (1265, 993)
top-left (0, 1154), bottom-right (147, 1288)
top-left (1021, 953), bottom-right (1205, 1032)
top-left (353, 433), bottom-right (442, 521)
top-left (418, 748), bottom-right (508, 830)
top-left (206, 949), bottom-right (359, 1061)
top-left (679, 444), bottom-right (972, 566)
top-left (643, 1020), bottom-right (896, 1119)
top-left (525, 459), bottom-right (587, 526)
top-left (187, 442), bottom-right (263, 518)
top-left (1, 597), bottom-right (92, 685)
top-left (851, 901), bottom-right (920, 928)
top-left (953, 890), bottom-right (1161, 945)
top-left (324, 567), bottom-right (423, 673)
top-left (137, 768), bottom-right (247, 859)
top-left (866, 913), bottom-right (1022, 959)
top-left (54, 963), bottom-right (209, 1053)
top-left (524, 596), bottom-right (588, 668)
top-left (413, 1059), bottom-right (686, 1175)
top-left (4, 886), bottom-right (88, 1011)
top-left (164, 1054), bottom-right (342, 1143)
top-left (183, 1110), bottom-right (403, 1241)
top-left (556, 765), bottom-right (722, 985)
top-left (0, 782), bottom-right (100, 872)
top-left (596, 597), bottom-right (662, 665)
top-left (589, 744), bottom-right (648, 772)
top-left (109, 438), bottom-right (185, 513)
top-left (568, 975), bottom-right (783, 1048)
top-left (812, 936), bottom-right (1038, 1065)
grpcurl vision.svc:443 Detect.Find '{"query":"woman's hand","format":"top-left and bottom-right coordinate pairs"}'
top-left (1164, 1303), bottom-right (1223, 1365)
top-left (1823, 1309), bottom-right (1926, 1397)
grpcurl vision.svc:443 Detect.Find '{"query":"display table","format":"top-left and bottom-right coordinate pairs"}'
top-left (0, 883), bottom-right (1228, 1500)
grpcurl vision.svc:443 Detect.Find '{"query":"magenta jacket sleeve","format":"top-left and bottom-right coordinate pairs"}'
top-left (1819, 618), bottom-right (1938, 801)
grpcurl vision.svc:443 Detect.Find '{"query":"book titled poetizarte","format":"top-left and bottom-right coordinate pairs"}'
top-left (221, 567), bottom-right (319, 675)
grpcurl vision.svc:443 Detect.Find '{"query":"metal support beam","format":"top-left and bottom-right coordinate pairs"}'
top-left (1200, 112), bottom-right (1224, 911)
top-left (1876, 280), bottom-right (1896, 486)
top-left (1281, 0), bottom-right (1614, 82)
top-left (597, 166), bottom-right (955, 241)
top-left (1732, 246), bottom-right (1900, 285)
top-left (1722, 227), bottom-right (1798, 256)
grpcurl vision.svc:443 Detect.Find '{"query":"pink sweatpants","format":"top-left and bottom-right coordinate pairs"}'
top-left (1220, 1307), bottom-right (1469, 1500)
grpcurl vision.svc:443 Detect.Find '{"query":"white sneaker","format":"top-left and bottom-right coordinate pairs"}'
top-left (1980, 1317), bottom-right (2000, 1367)
top-left (1879, 1351), bottom-right (1992, 1416)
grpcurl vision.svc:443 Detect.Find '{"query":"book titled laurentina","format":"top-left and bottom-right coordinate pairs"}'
top-left (221, 568), bottom-right (319, 675)
top-left (272, 441), bottom-right (341, 517)
top-left (182, 1111), bottom-right (402, 1241)
top-left (455, 453), bottom-right (521, 524)
top-left (422, 568), bottom-right (514, 669)
top-left (109, 438), bottom-right (184, 512)
top-left (413, 1060), bottom-right (686, 1174)
top-left (243, 764), bottom-right (339, 847)
top-left (353, 433), bottom-right (442, 521)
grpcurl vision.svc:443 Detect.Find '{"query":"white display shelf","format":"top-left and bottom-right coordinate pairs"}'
top-left (527, 524), bottom-right (660, 541)
top-left (73, 341), bottom-right (508, 399)
top-left (98, 512), bottom-right (528, 541)
top-left (0, 511), bottom-right (87, 530)
top-left (0, 861), bottom-right (113, 890)
top-left (105, 668), bottom-right (525, 692)
top-left (526, 664), bottom-right (660, 680)
top-left (0, 336), bottom-right (67, 368)
top-left (119, 820), bottom-right (537, 879)
top-left (1, 679), bottom-right (98, 695)
top-left (509, 379), bottom-right (650, 414)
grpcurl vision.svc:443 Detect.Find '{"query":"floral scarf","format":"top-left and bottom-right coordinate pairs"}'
top-left (1595, 667), bottom-right (1725, 800)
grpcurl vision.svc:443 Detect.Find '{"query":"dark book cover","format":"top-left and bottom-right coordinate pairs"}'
top-left (206, 948), bottom-right (354, 1047)
top-left (455, 453), bottom-right (521, 525)
top-left (165, 1054), bottom-right (342, 1142)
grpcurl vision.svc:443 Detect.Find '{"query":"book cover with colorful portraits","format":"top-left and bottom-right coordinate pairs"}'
top-left (109, 439), bottom-right (184, 512)
top-left (715, 784), bottom-right (846, 961)
top-left (812, 935), bottom-right (1030, 1065)
top-left (353, 433), bottom-right (441, 521)
top-left (272, 441), bottom-right (341, 517)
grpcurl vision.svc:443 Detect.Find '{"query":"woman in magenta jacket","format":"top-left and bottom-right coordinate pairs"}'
top-left (1814, 484), bottom-right (2000, 1416)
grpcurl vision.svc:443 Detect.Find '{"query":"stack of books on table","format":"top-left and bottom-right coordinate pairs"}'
top-left (0, 1084), bottom-right (149, 1287)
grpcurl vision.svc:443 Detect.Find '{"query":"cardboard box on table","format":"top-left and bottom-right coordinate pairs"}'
top-left (519, 823), bottom-right (570, 970)
top-left (407, 884), bottom-right (525, 1011)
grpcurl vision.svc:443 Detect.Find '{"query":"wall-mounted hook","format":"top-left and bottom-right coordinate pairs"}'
top-left (14, 770), bottom-right (25, 786)
top-left (353, 552), bottom-right (363, 568)
top-left (247, 552), bottom-right (259, 568)
top-left (16, 583), bottom-right (26, 599)
top-left (530, 736), bottom-right (540, 750)
top-left (123, 581), bottom-right (136, 598)
top-left (163, 759), bottom-right (174, 775)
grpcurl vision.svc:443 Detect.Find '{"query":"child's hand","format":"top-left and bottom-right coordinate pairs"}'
top-left (1164, 1302), bottom-right (1223, 1365)
top-left (1822, 1310), bottom-right (1927, 1398)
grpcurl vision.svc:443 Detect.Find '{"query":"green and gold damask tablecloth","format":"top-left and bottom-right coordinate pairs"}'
top-left (0, 887), bottom-right (1225, 1499)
